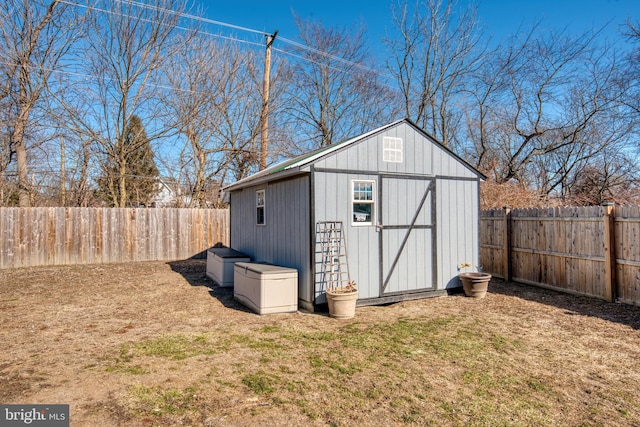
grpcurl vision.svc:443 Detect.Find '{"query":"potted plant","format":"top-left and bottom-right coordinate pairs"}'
top-left (326, 280), bottom-right (358, 319)
top-left (458, 263), bottom-right (491, 298)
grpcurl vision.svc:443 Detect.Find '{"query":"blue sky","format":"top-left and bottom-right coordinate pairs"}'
top-left (203, 0), bottom-right (639, 52)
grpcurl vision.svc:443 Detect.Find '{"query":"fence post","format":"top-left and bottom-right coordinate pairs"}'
top-left (603, 203), bottom-right (616, 302)
top-left (503, 206), bottom-right (512, 282)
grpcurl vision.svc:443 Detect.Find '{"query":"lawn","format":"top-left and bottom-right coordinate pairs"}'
top-left (1, 260), bottom-right (639, 426)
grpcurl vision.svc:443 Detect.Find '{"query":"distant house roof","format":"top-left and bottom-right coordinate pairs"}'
top-left (224, 118), bottom-right (485, 192)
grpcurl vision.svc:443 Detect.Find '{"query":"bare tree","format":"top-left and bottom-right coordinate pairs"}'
top-left (66, 135), bottom-right (95, 207)
top-left (161, 34), bottom-right (222, 207)
top-left (160, 34), bottom-right (264, 205)
top-left (222, 48), bottom-right (268, 181)
top-left (461, 24), bottom-right (635, 205)
top-left (385, 0), bottom-right (483, 146)
top-left (529, 36), bottom-right (628, 195)
top-left (0, 0), bottom-right (79, 206)
top-left (282, 16), bottom-right (396, 150)
top-left (58, 0), bottom-right (190, 207)
top-left (623, 20), bottom-right (640, 119)
top-left (567, 152), bottom-right (640, 205)
top-left (460, 43), bottom-right (511, 175)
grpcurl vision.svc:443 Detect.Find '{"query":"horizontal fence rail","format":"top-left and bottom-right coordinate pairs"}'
top-left (0, 207), bottom-right (229, 269)
top-left (4, 206), bottom-right (638, 307)
top-left (480, 206), bottom-right (640, 306)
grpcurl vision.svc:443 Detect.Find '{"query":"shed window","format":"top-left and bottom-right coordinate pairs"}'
top-left (256, 190), bottom-right (265, 225)
top-left (352, 181), bottom-right (375, 226)
top-left (383, 137), bottom-right (403, 163)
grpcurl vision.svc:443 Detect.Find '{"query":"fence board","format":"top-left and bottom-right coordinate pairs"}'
top-left (614, 206), bottom-right (640, 305)
top-left (480, 209), bottom-right (506, 278)
top-left (480, 205), bottom-right (640, 306)
top-left (0, 207), bottom-right (229, 269)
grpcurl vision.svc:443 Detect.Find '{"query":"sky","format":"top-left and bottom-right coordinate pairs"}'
top-left (201, 0), bottom-right (640, 52)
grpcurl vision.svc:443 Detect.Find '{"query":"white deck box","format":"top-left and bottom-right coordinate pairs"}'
top-left (206, 247), bottom-right (251, 287)
top-left (233, 262), bottom-right (298, 314)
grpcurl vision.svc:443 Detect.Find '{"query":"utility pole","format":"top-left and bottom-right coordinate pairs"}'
top-left (260, 29), bottom-right (278, 171)
top-left (60, 135), bottom-right (66, 206)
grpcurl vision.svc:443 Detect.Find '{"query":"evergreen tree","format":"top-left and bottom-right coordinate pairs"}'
top-left (97, 115), bottom-right (159, 207)
top-left (125, 116), bottom-right (159, 206)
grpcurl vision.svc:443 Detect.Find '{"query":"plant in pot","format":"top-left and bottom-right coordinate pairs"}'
top-left (457, 263), bottom-right (491, 298)
top-left (326, 280), bottom-right (358, 319)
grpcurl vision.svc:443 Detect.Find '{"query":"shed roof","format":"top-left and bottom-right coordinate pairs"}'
top-left (224, 118), bottom-right (485, 191)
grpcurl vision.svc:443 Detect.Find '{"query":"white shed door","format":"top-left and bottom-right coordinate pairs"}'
top-left (379, 176), bottom-right (436, 295)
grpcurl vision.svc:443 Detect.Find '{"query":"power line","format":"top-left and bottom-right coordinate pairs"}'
top-left (115, 0), bottom-right (384, 76)
top-left (58, 0), bottom-right (265, 47)
top-left (278, 35), bottom-right (377, 73)
top-left (2, 1), bottom-right (399, 106)
top-left (110, 0), bottom-right (268, 35)
top-left (0, 58), bottom-right (94, 81)
top-left (272, 47), bottom-right (390, 81)
top-left (59, 0), bottom-right (266, 38)
top-left (62, 0), bottom-right (386, 79)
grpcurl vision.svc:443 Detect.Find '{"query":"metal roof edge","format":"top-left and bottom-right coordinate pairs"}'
top-left (224, 119), bottom-right (405, 191)
top-left (223, 168), bottom-right (308, 192)
top-left (223, 118), bottom-right (485, 191)
top-left (280, 119), bottom-right (405, 171)
top-left (222, 153), bottom-right (305, 191)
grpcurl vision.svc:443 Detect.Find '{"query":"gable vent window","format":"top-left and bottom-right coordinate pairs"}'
top-left (256, 189), bottom-right (265, 225)
top-left (383, 137), bottom-right (403, 163)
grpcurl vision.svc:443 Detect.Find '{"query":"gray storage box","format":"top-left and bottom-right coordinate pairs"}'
top-left (206, 247), bottom-right (251, 287)
top-left (233, 262), bottom-right (298, 314)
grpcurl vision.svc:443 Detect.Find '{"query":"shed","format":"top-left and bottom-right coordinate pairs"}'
top-left (223, 119), bottom-right (485, 311)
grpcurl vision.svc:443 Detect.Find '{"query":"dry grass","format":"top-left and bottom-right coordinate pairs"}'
top-left (1, 260), bottom-right (640, 426)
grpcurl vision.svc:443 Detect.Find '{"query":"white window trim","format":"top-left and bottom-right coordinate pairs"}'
top-left (383, 136), bottom-right (403, 163)
top-left (351, 180), bottom-right (375, 227)
top-left (256, 189), bottom-right (265, 225)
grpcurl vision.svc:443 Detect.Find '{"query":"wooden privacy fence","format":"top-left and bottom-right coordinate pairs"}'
top-left (0, 207), bottom-right (229, 269)
top-left (480, 206), bottom-right (640, 306)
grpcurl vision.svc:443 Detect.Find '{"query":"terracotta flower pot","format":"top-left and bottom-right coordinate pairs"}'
top-left (459, 272), bottom-right (491, 298)
top-left (326, 288), bottom-right (358, 319)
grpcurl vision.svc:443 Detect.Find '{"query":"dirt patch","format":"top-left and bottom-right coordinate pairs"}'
top-left (1, 260), bottom-right (640, 426)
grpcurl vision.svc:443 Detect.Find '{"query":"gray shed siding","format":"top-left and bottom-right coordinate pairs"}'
top-left (313, 171), bottom-right (380, 302)
top-left (436, 178), bottom-right (480, 288)
top-left (227, 119), bottom-right (483, 309)
top-left (230, 175), bottom-right (313, 308)
top-left (311, 121), bottom-right (480, 303)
